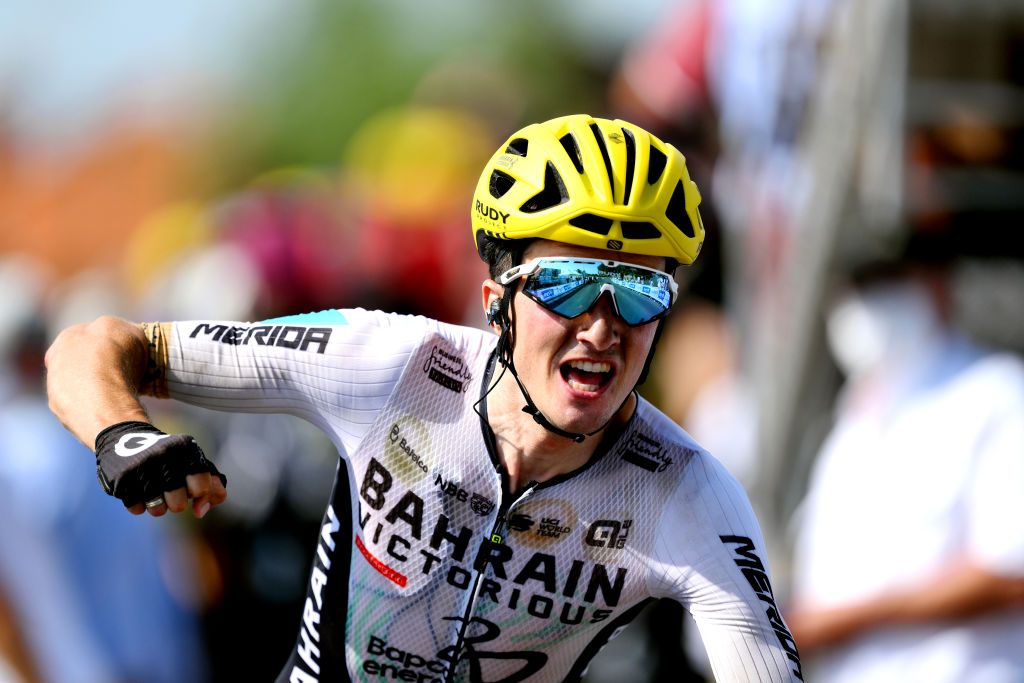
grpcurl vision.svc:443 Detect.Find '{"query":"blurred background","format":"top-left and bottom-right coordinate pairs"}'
top-left (2, 0), bottom-right (1023, 681)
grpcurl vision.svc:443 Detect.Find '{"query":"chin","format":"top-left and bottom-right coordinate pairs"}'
top-left (550, 403), bottom-right (623, 435)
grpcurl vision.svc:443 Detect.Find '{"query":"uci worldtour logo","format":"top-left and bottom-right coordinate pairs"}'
top-left (502, 499), bottom-right (577, 548)
top-left (363, 616), bottom-right (546, 683)
top-left (424, 344), bottom-right (473, 393)
top-left (507, 514), bottom-right (572, 540)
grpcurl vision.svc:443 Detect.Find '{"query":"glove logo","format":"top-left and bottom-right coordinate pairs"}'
top-left (114, 432), bottom-right (171, 457)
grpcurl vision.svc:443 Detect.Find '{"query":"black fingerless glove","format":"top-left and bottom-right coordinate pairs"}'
top-left (94, 421), bottom-right (226, 508)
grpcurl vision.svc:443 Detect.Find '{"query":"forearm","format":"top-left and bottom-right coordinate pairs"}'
top-left (45, 315), bottom-right (152, 449)
top-left (788, 559), bottom-right (1024, 653)
top-left (876, 560), bottom-right (1024, 622)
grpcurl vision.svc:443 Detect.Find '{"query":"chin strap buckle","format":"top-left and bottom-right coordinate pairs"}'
top-left (522, 405), bottom-right (587, 443)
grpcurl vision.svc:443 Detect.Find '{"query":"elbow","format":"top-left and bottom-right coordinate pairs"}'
top-left (45, 316), bottom-right (118, 368)
top-left (45, 320), bottom-right (87, 373)
top-left (45, 314), bottom-right (142, 386)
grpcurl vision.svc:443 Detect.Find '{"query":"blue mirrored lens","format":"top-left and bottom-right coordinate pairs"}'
top-left (521, 260), bottom-right (672, 325)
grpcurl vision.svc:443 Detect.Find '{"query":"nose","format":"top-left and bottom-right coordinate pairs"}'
top-left (575, 292), bottom-right (623, 350)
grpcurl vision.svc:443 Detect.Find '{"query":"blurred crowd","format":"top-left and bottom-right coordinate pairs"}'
top-left (3, 0), bottom-right (1024, 681)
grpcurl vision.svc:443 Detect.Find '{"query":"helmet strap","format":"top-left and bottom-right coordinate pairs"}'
top-left (636, 257), bottom-right (679, 385)
top-left (636, 317), bottom-right (668, 385)
top-left (491, 287), bottom-right (627, 444)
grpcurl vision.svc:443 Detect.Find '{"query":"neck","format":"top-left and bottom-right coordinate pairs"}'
top-left (485, 366), bottom-right (634, 492)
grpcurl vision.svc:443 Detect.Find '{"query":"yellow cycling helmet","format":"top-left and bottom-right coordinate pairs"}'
top-left (472, 114), bottom-right (705, 265)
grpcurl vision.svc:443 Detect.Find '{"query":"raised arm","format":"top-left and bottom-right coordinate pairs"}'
top-left (45, 315), bottom-right (227, 518)
top-left (45, 315), bottom-right (151, 447)
top-left (652, 454), bottom-right (805, 682)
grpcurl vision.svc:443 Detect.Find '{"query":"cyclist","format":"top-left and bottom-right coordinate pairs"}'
top-left (46, 114), bottom-right (802, 682)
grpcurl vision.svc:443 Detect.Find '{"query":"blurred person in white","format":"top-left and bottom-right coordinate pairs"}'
top-left (0, 256), bottom-right (208, 683)
top-left (786, 231), bottom-right (1024, 682)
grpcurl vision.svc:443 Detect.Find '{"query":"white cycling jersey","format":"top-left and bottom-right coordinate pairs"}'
top-left (141, 308), bottom-right (802, 683)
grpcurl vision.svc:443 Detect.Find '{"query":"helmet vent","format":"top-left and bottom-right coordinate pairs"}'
top-left (589, 124), bottom-right (615, 200)
top-left (559, 134), bottom-right (584, 173)
top-left (647, 146), bottom-right (667, 184)
top-left (666, 181), bottom-right (694, 238)
top-left (489, 170), bottom-right (516, 199)
top-left (520, 162), bottom-right (568, 213)
top-left (568, 213), bottom-right (612, 236)
top-left (506, 138), bottom-right (529, 156)
top-left (621, 221), bottom-right (662, 240)
top-left (622, 128), bottom-right (636, 205)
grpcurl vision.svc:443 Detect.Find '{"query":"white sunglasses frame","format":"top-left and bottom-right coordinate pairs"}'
top-left (497, 256), bottom-right (679, 325)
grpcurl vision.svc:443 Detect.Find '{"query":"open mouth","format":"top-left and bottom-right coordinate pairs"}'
top-left (560, 360), bottom-right (615, 393)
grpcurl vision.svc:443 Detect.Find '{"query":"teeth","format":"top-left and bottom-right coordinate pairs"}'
top-left (568, 360), bottom-right (611, 373)
top-left (567, 379), bottom-right (600, 392)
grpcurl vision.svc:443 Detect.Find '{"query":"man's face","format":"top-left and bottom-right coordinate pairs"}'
top-left (503, 240), bottom-right (667, 434)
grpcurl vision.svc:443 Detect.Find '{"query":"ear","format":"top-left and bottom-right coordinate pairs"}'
top-left (481, 279), bottom-right (504, 333)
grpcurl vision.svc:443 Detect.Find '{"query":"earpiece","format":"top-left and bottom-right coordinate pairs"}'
top-left (486, 301), bottom-right (502, 327)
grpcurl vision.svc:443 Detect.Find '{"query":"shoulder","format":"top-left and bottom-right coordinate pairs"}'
top-left (956, 351), bottom-right (1024, 405)
top-left (630, 400), bottom-right (764, 556)
top-left (326, 309), bottom-right (494, 351)
top-left (631, 399), bottom-right (749, 504)
top-left (924, 348), bottom-right (1024, 434)
top-left (634, 404), bottom-right (776, 610)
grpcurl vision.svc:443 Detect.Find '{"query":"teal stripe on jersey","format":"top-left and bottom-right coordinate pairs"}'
top-left (260, 309), bottom-right (348, 325)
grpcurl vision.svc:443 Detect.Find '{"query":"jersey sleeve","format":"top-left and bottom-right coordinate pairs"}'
top-left (648, 454), bottom-right (804, 682)
top-left (140, 309), bottom-right (429, 454)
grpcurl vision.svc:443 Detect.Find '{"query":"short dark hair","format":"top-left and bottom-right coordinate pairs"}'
top-left (478, 235), bottom-right (534, 280)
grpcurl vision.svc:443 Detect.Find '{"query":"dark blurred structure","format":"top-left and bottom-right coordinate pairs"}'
top-left (730, 0), bottom-right (1024, 552)
top-left (773, 2), bottom-right (1024, 680)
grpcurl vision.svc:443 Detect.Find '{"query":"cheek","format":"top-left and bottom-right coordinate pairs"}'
top-left (626, 325), bottom-right (658, 365)
top-left (515, 299), bottom-right (572, 343)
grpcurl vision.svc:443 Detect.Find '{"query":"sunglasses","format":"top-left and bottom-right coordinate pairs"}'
top-left (498, 257), bottom-right (678, 326)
